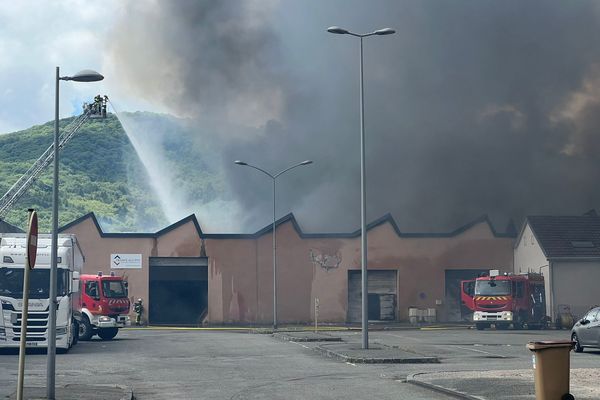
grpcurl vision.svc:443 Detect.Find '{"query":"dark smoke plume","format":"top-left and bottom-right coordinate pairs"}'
top-left (108, 0), bottom-right (600, 233)
top-left (108, 0), bottom-right (283, 125)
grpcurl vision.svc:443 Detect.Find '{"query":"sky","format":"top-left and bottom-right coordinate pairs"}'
top-left (3, 1), bottom-right (600, 234)
top-left (0, 1), bottom-right (162, 134)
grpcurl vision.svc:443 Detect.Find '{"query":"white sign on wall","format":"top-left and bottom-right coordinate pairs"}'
top-left (111, 254), bottom-right (142, 269)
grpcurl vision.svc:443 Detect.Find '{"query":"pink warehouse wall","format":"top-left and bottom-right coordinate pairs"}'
top-left (62, 213), bottom-right (514, 324)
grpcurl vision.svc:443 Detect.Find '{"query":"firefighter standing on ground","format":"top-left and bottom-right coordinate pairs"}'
top-left (134, 298), bottom-right (144, 326)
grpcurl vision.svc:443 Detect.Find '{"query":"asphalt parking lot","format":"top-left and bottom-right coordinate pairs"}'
top-left (0, 327), bottom-right (597, 399)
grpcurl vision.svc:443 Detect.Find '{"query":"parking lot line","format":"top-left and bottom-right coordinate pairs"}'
top-left (453, 345), bottom-right (507, 358)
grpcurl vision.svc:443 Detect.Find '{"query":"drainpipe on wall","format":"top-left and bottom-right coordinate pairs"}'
top-left (548, 261), bottom-right (555, 323)
top-left (255, 237), bottom-right (259, 324)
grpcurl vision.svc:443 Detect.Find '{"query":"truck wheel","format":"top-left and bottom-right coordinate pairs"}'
top-left (475, 323), bottom-right (488, 331)
top-left (78, 316), bottom-right (93, 341)
top-left (513, 312), bottom-right (526, 330)
top-left (98, 328), bottom-right (118, 341)
top-left (513, 322), bottom-right (523, 330)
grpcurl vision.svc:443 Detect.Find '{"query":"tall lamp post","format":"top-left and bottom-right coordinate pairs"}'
top-left (327, 26), bottom-right (395, 349)
top-left (48, 67), bottom-right (103, 400)
top-left (234, 160), bottom-right (313, 330)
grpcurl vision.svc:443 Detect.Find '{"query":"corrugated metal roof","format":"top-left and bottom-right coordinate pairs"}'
top-left (528, 215), bottom-right (600, 258)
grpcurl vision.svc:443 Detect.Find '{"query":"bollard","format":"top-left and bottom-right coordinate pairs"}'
top-left (526, 341), bottom-right (575, 400)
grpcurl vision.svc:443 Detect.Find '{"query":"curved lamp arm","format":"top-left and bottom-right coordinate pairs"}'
top-left (234, 161), bottom-right (275, 180)
top-left (274, 160), bottom-right (313, 179)
top-left (235, 160), bottom-right (312, 180)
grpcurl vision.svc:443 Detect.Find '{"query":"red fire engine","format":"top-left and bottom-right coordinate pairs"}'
top-left (461, 271), bottom-right (548, 330)
top-left (78, 272), bottom-right (131, 340)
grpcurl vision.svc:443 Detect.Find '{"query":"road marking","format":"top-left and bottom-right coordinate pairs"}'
top-left (124, 326), bottom-right (352, 332)
top-left (124, 327), bottom-right (255, 331)
top-left (420, 326), bottom-right (471, 331)
top-left (289, 341), bottom-right (311, 350)
top-left (454, 345), bottom-right (507, 358)
top-left (345, 362), bottom-right (356, 367)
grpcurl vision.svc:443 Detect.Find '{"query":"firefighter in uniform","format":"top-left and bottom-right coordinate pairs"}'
top-left (134, 298), bottom-right (144, 326)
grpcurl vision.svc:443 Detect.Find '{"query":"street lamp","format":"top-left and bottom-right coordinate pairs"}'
top-left (48, 67), bottom-right (103, 400)
top-left (234, 160), bottom-right (313, 330)
top-left (328, 26), bottom-right (394, 349)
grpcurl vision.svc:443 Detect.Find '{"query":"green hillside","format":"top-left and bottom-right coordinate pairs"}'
top-left (0, 112), bottom-right (223, 232)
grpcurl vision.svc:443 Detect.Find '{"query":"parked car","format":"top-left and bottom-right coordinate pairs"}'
top-left (571, 306), bottom-right (600, 352)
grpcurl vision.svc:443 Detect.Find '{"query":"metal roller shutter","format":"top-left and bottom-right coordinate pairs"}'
top-left (347, 270), bottom-right (397, 322)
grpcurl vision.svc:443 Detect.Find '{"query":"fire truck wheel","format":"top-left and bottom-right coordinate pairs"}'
top-left (98, 328), bottom-right (118, 341)
top-left (79, 316), bottom-right (94, 341)
top-left (571, 333), bottom-right (584, 353)
top-left (513, 321), bottom-right (524, 330)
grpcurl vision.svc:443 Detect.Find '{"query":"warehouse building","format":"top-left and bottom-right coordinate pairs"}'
top-left (59, 212), bottom-right (514, 326)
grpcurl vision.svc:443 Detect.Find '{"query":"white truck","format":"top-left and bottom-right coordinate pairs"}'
top-left (0, 233), bottom-right (83, 352)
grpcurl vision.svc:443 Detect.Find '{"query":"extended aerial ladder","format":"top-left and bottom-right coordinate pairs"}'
top-left (0, 95), bottom-right (108, 219)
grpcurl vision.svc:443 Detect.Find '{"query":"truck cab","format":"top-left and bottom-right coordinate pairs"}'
top-left (78, 272), bottom-right (130, 340)
top-left (461, 271), bottom-right (547, 330)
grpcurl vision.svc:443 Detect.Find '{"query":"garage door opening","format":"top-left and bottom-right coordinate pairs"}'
top-left (149, 257), bottom-right (208, 326)
top-left (348, 270), bottom-right (397, 323)
top-left (444, 268), bottom-right (488, 322)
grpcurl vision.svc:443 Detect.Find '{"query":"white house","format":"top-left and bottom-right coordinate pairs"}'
top-left (514, 212), bottom-right (600, 321)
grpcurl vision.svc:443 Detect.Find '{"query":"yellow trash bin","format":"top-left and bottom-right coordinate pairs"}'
top-left (526, 340), bottom-right (574, 400)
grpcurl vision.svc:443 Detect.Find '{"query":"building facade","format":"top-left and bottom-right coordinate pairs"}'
top-left (514, 214), bottom-right (600, 321)
top-left (60, 212), bottom-right (515, 326)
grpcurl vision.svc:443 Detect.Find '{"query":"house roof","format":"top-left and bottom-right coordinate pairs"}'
top-left (59, 211), bottom-right (515, 240)
top-left (526, 215), bottom-right (600, 258)
top-left (0, 218), bottom-right (24, 233)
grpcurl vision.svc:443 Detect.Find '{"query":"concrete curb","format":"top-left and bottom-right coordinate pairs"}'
top-left (273, 332), bottom-right (343, 342)
top-left (315, 345), bottom-right (440, 364)
top-left (124, 326), bottom-right (256, 331)
top-left (406, 373), bottom-right (482, 400)
top-left (123, 324), bottom-right (473, 333)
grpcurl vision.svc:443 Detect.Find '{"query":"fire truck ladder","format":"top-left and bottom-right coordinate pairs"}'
top-left (0, 96), bottom-right (108, 219)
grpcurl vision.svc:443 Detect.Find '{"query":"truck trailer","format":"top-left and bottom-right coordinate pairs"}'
top-left (0, 234), bottom-right (83, 351)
